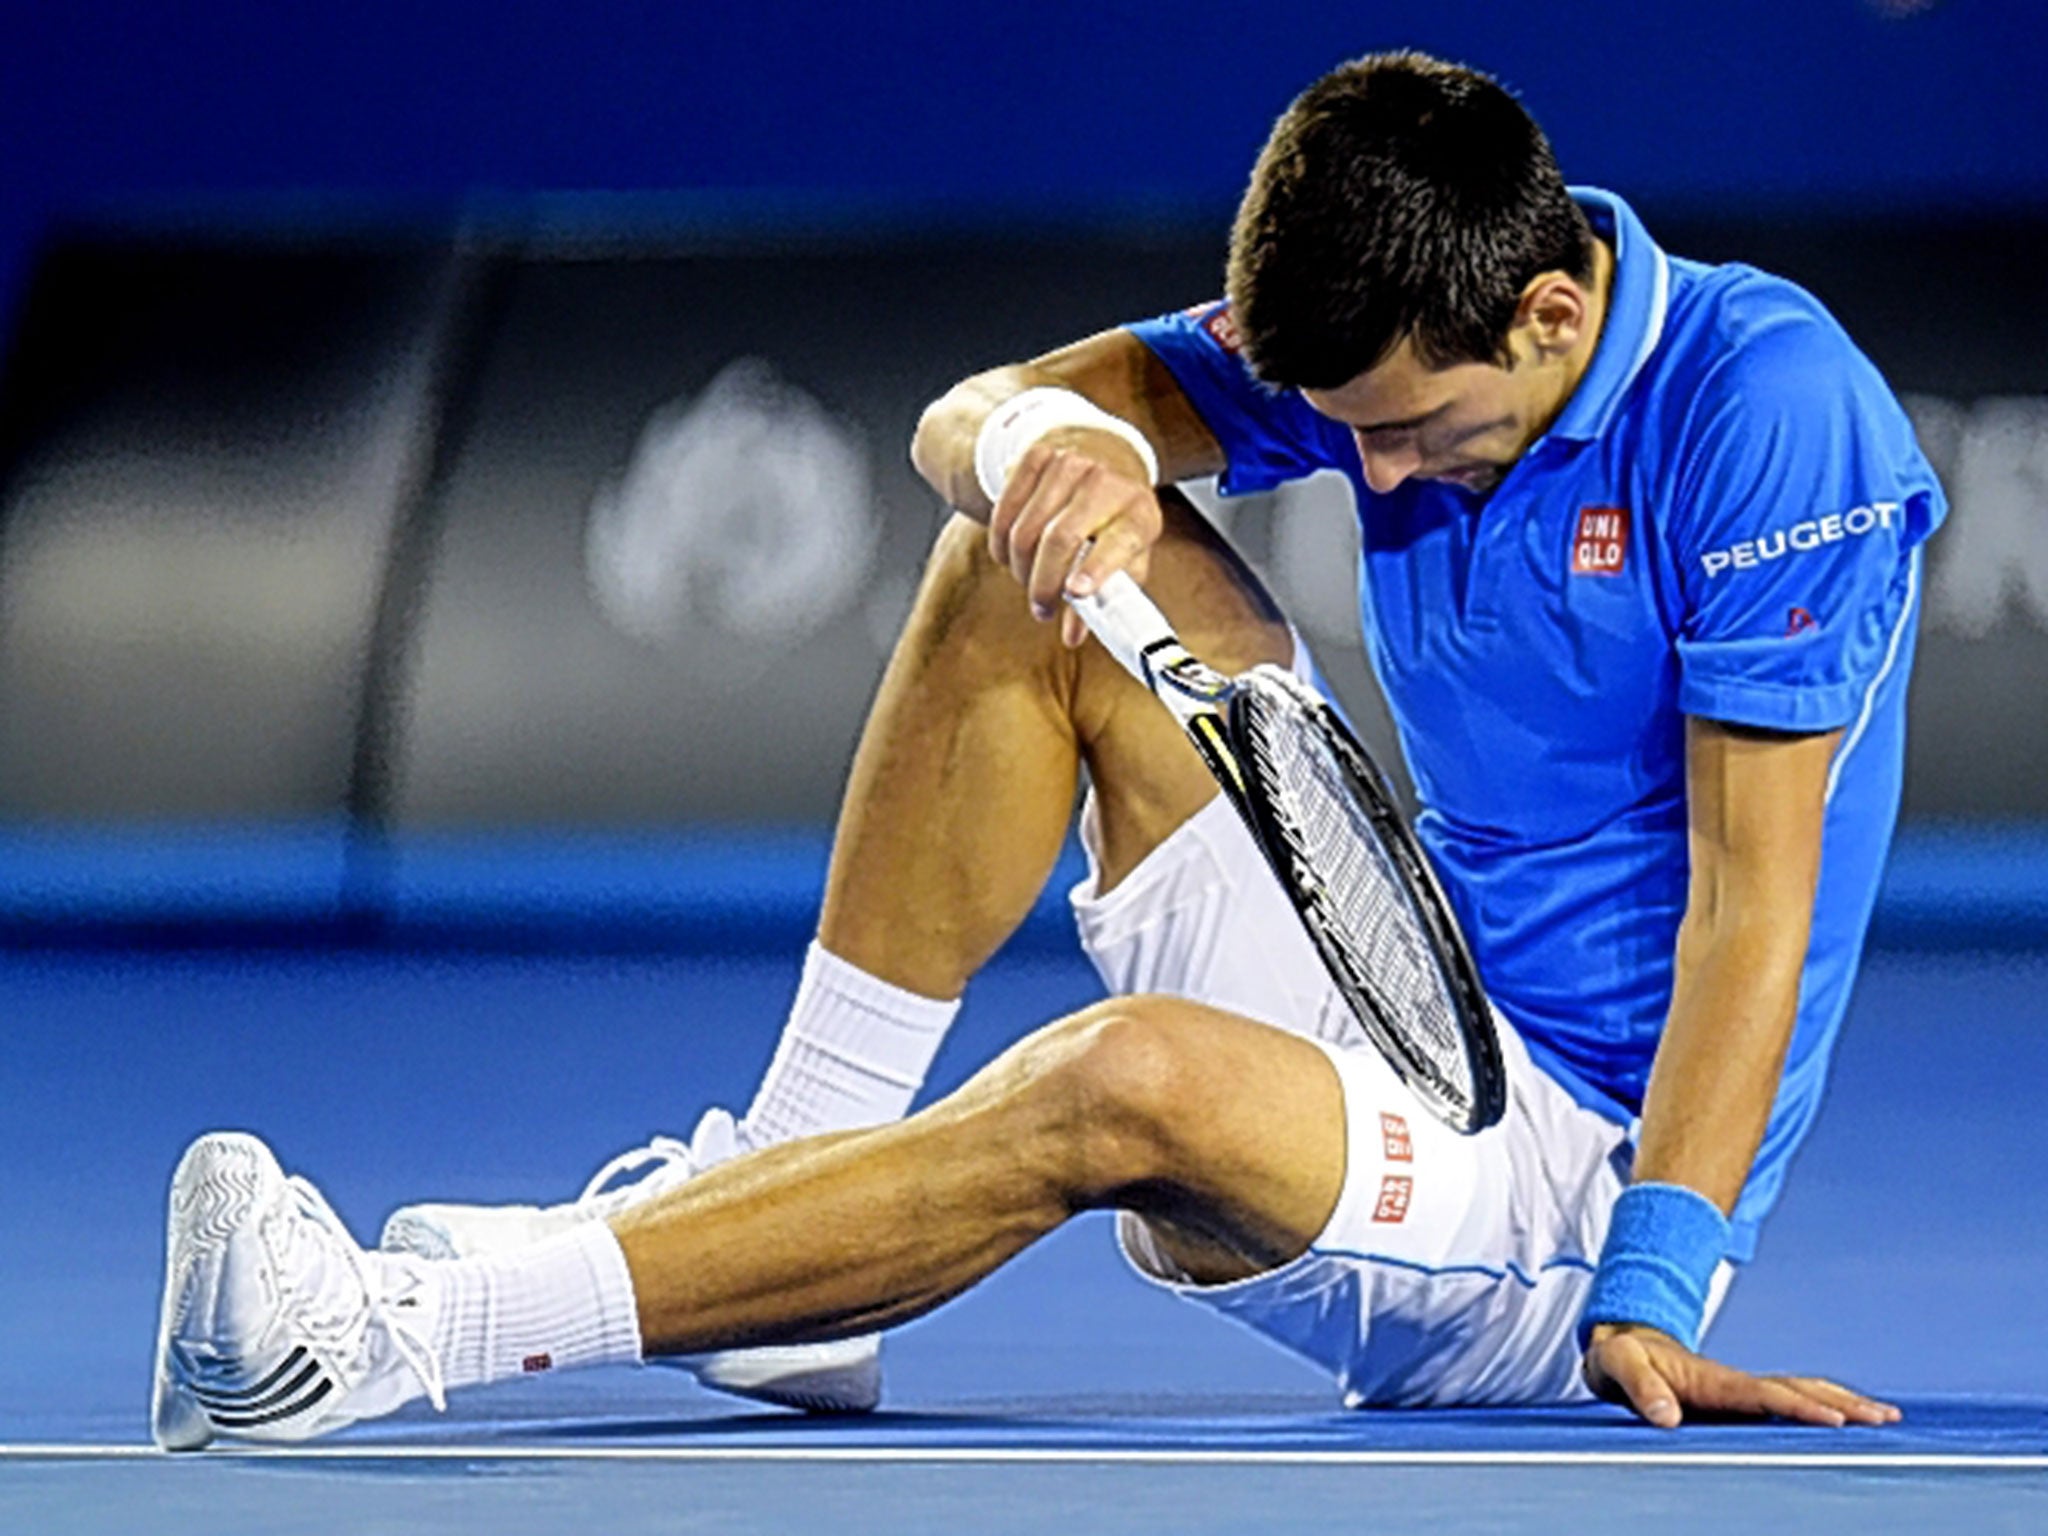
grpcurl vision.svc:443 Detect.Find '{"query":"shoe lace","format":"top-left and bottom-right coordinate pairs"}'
top-left (577, 1135), bottom-right (699, 1204)
top-left (285, 1175), bottom-right (448, 1413)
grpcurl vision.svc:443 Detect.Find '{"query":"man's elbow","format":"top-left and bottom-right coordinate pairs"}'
top-left (912, 369), bottom-right (1026, 517)
top-left (909, 392), bottom-right (959, 502)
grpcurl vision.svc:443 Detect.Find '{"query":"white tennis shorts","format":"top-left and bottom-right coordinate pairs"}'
top-left (1069, 784), bottom-right (1729, 1408)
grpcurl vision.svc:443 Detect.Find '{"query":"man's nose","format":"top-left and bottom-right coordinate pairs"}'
top-left (1353, 432), bottom-right (1420, 494)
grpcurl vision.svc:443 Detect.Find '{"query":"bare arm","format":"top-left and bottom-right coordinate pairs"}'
top-left (1634, 718), bottom-right (1836, 1205)
top-left (1584, 718), bottom-right (1897, 1428)
top-left (912, 327), bottom-right (1225, 516)
top-left (911, 328), bottom-right (1225, 637)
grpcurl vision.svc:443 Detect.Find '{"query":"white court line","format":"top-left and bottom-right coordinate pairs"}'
top-left (1, 1444), bottom-right (2043, 1469)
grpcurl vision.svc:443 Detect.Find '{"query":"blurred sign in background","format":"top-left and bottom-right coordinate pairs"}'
top-left (0, 0), bottom-right (2042, 940)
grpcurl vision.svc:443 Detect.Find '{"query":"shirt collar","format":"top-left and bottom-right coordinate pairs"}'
top-left (1544, 187), bottom-right (1671, 444)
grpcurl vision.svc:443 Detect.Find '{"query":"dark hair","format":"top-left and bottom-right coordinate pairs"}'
top-left (1225, 51), bottom-right (1593, 388)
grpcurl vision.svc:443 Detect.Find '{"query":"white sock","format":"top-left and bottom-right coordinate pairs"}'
top-left (738, 942), bottom-right (960, 1150)
top-left (424, 1222), bottom-right (643, 1393)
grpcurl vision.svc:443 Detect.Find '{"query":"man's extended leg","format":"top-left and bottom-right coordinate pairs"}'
top-left (154, 995), bottom-right (1347, 1447)
top-left (616, 996), bottom-right (1343, 1350)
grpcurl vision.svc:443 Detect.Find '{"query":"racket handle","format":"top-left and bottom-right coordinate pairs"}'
top-left (1065, 570), bottom-right (1178, 686)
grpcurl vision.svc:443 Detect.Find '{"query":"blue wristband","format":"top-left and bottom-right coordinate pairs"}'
top-left (1576, 1182), bottom-right (1730, 1353)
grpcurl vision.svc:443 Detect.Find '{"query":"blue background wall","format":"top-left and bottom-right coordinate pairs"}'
top-left (9, 2), bottom-right (2038, 211)
top-left (3, 1), bottom-right (2042, 334)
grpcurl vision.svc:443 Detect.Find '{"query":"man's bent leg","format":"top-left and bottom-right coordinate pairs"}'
top-left (732, 487), bottom-right (1291, 1158)
top-left (817, 489), bottom-right (1293, 1000)
top-left (614, 995), bottom-right (1345, 1354)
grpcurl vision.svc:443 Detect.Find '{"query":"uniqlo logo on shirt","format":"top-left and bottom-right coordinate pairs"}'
top-left (1379, 1112), bottom-right (1413, 1163)
top-left (1199, 301), bottom-right (1244, 354)
top-left (1572, 506), bottom-right (1631, 575)
top-left (1372, 1174), bottom-right (1413, 1224)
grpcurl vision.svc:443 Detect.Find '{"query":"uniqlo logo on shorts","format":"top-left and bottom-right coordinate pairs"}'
top-left (1379, 1112), bottom-right (1413, 1163)
top-left (1572, 506), bottom-right (1630, 576)
top-left (1372, 1174), bottom-right (1413, 1224)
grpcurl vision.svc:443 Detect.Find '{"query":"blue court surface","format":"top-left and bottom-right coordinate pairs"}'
top-left (3, 919), bottom-right (2045, 1530)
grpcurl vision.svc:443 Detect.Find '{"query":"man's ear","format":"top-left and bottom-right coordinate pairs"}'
top-left (1515, 271), bottom-right (1591, 361)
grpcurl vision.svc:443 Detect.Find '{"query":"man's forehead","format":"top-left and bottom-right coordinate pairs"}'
top-left (1303, 341), bottom-right (1472, 429)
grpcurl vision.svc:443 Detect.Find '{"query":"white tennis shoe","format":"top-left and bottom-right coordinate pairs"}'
top-left (378, 1109), bottom-right (882, 1414)
top-left (152, 1131), bottom-right (446, 1450)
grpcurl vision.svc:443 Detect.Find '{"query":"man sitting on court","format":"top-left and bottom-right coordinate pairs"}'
top-left (153, 50), bottom-right (1937, 1446)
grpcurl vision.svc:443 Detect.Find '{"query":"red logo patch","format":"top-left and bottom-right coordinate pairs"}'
top-left (1372, 1174), bottom-right (1413, 1224)
top-left (1380, 1112), bottom-right (1413, 1163)
top-left (1572, 507), bottom-right (1631, 576)
top-left (1196, 301), bottom-right (1243, 355)
top-left (1786, 606), bottom-right (1818, 636)
top-left (522, 1353), bottom-right (554, 1374)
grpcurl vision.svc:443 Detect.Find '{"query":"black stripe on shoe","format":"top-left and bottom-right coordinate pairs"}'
top-left (186, 1345), bottom-right (306, 1402)
top-left (205, 1376), bottom-right (335, 1430)
top-left (190, 1352), bottom-right (324, 1417)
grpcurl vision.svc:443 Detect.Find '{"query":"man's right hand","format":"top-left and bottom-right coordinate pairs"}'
top-left (911, 330), bottom-right (1226, 638)
top-left (986, 426), bottom-right (1165, 648)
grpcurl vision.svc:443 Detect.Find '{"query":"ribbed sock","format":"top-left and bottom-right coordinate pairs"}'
top-left (427, 1222), bottom-right (643, 1392)
top-left (738, 941), bottom-right (961, 1150)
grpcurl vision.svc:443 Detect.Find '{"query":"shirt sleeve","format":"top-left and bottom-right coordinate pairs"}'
top-left (1670, 315), bottom-right (1946, 732)
top-left (1125, 302), bottom-right (1352, 497)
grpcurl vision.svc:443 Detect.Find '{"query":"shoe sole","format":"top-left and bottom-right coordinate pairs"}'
top-left (152, 1132), bottom-right (277, 1452)
top-left (688, 1338), bottom-right (882, 1413)
top-left (154, 1133), bottom-right (364, 1449)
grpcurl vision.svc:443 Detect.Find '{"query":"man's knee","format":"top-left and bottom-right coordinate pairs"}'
top-left (981, 997), bottom-right (1345, 1268)
top-left (910, 497), bottom-right (1291, 689)
top-left (923, 511), bottom-right (995, 601)
top-left (1010, 999), bottom-right (1205, 1197)
top-left (906, 514), bottom-right (1053, 663)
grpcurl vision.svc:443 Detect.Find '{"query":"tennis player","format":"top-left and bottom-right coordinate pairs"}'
top-left (154, 51), bottom-right (1939, 1445)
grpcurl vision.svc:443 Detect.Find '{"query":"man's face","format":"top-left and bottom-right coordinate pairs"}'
top-left (1299, 333), bottom-right (1560, 499)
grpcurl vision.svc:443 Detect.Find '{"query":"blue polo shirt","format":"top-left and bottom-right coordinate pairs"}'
top-left (1127, 189), bottom-right (1944, 1261)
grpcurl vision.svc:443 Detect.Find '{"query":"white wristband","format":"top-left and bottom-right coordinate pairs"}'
top-left (972, 387), bottom-right (1161, 505)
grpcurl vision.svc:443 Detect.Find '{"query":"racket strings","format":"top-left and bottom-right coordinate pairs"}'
top-left (1241, 702), bottom-right (1470, 1098)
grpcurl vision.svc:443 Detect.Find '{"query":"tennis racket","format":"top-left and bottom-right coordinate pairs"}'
top-left (1068, 570), bottom-right (1506, 1134)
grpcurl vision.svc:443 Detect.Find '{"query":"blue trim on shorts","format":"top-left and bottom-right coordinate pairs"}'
top-left (1309, 1249), bottom-right (1598, 1290)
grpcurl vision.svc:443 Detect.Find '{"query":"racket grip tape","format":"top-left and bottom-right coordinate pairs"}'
top-left (1066, 571), bottom-right (1180, 686)
top-left (1576, 1182), bottom-right (1730, 1353)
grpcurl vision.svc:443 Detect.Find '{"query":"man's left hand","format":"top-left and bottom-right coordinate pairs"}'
top-left (1583, 1323), bottom-right (1902, 1429)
